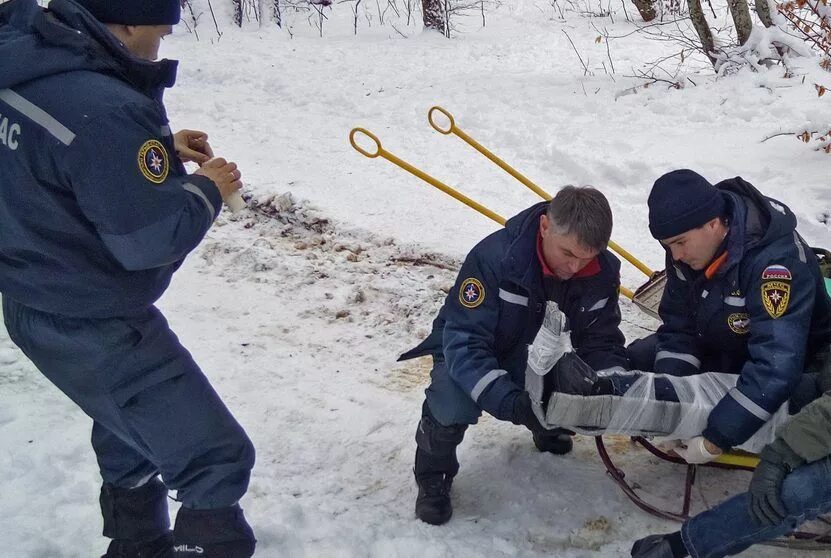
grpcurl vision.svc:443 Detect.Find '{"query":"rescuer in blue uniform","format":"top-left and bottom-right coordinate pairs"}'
top-left (0, 1), bottom-right (256, 555)
top-left (627, 169), bottom-right (831, 464)
top-left (400, 186), bottom-right (629, 525)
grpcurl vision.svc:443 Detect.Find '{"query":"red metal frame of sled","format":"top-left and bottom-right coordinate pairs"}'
top-left (595, 436), bottom-right (831, 548)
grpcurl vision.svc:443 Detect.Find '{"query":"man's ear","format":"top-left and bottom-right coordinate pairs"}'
top-left (540, 214), bottom-right (550, 236)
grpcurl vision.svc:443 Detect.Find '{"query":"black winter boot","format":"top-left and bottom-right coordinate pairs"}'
top-left (413, 403), bottom-right (467, 526)
top-left (631, 533), bottom-right (687, 558)
top-left (531, 428), bottom-right (574, 455)
top-left (173, 504), bottom-right (256, 557)
top-left (102, 533), bottom-right (174, 558)
top-left (415, 470), bottom-right (454, 525)
top-left (100, 478), bottom-right (173, 558)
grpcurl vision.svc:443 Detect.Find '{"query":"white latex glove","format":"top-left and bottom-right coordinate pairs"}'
top-left (674, 436), bottom-right (722, 464)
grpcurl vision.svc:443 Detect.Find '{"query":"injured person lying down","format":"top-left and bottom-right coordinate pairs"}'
top-left (529, 301), bottom-right (819, 455)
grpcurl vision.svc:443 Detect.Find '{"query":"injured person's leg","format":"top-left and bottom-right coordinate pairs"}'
top-left (523, 301), bottom-right (791, 454)
top-left (590, 371), bottom-right (682, 402)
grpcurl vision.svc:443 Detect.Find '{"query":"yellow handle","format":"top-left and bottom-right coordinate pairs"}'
top-left (350, 127), bottom-right (637, 300)
top-left (427, 106), bottom-right (455, 135)
top-left (608, 242), bottom-right (654, 278)
top-left (349, 128), bottom-right (383, 158)
top-left (714, 451), bottom-right (760, 469)
top-left (429, 106), bottom-right (550, 201)
top-left (428, 106), bottom-right (655, 278)
top-left (350, 128), bottom-right (506, 226)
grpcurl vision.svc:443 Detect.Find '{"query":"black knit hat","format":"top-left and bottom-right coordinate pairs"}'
top-left (75, 0), bottom-right (181, 25)
top-left (648, 169), bottom-right (726, 240)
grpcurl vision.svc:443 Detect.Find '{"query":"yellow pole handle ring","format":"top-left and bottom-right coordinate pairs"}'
top-left (350, 128), bottom-right (383, 159)
top-left (428, 106), bottom-right (455, 136)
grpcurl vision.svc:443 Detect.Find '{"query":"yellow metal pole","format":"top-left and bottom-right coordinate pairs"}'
top-left (350, 128), bottom-right (506, 226)
top-left (427, 106), bottom-right (655, 278)
top-left (713, 452), bottom-right (760, 469)
top-left (608, 242), bottom-right (654, 278)
top-left (428, 107), bottom-right (550, 201)
top-left (349, 128), bottom-right (635, 300)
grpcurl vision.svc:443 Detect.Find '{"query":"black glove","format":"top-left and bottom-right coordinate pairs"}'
top-left (748, 439), bottom-right (805, 526)
top-left (509, 391), bottom-right (545, 433)
top-left (550, 352), bottom-right (597, 396)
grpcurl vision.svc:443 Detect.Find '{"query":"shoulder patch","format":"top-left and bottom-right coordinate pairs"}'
top-left (762, 265), bottom-right (791, 281)
top-left (459, 278), bottom-right (485, 308)
top-left (761, 281), bottom-right (790, 319)
top-left (138, 139), bottom-right (169, 184)
top-left (727, 312), bottom-right (750, 334)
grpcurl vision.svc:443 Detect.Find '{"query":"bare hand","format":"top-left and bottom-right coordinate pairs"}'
top-left (194, 157), bottom-right (242, 201)
top-left (174, 129), bottom-right (214, 165)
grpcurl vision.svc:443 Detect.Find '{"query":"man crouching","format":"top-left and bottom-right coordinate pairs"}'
top-left (399, 186), bottom-right (629, 525)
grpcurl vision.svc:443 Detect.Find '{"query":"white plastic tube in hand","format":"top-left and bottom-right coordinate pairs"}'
top-left (225, 190), bottom-right (246, 213)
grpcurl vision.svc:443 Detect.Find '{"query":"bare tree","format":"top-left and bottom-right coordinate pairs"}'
top-left (422, 0), bottom-right (448, 35)
top-left (755, 0), bottom-right (774, 27)
top-left (726, 0), bottom-right (752, 44)
top-left (233, 0), bottom-right (243, 25)
top-left (631, 0), bottom-right (657, 21)
top-left (271, 0), bottom-right (283, 26)
top-left (688, 0), bottom-right (716, 64)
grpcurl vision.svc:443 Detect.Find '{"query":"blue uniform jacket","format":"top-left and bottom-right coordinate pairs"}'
top-left (653, 177), bottom-right (831, 449)
top-left (400, 201), bottom-right (629, 420)
top-left (0, 0), bottom-right (222, 318)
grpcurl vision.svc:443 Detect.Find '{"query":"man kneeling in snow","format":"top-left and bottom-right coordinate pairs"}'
top-left (398, 186), bottom-right (628, 525)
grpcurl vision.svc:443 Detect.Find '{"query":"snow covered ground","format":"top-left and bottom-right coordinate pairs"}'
top-left (2, 0), bottom-right (831, 556)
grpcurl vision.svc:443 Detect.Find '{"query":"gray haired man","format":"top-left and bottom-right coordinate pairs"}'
top-left (399, 187), bottom-right (629, 525)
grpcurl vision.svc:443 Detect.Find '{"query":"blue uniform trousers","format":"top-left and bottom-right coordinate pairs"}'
top-left (2, 295), bottom-right (254, 509)
top-left (681, 456), bottom-right (831, 557)
top-left (424, 358), bottom-right (487, 426)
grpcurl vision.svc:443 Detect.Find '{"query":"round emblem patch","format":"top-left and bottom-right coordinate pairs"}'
top-left (727, 312), bottom-right (750, 335)
top-left (138, 139), bottom-right (169, 184)
top-left (459, 278), bottom-right (485, 308)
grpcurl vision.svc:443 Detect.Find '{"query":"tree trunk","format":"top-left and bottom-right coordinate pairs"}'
top-left (233, 0), bottom-right (243, 27)
top-left (755, 0), bottom-right (774, 27)
top-left (688, 0), bottom-right (717, 65)
top-left (271, 0), bottom-right (282, 27)
top-left (421, 0), bottom-right (447, 35)
top-left (630, 0), bottom-right (657, 21)
top-left (727, 0), bottom-right (753, 44)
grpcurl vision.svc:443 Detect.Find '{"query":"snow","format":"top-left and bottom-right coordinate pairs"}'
top-left (1, 0), bottom-right (831, 556)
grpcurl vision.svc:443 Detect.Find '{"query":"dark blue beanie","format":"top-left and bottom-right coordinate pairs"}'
top-left (74, 0), bottom-right (181, 25)
top-left (648, 169), bottom-right (726, 240)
